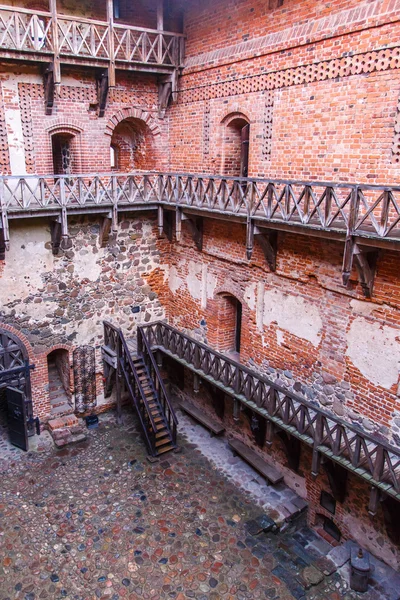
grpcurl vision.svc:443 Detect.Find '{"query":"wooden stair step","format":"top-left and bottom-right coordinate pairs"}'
top-left (157, 444), bottom-right (175, 455)
top-left (155, 430), bottom-right (168, 439)
top-left (155, 437), bottom-right (172, 447)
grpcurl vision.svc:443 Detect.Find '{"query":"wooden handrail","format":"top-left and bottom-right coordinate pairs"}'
top-left (140, 320), bottom-right (400, 506)
top-left (138, 326), bottom-right (178, 435)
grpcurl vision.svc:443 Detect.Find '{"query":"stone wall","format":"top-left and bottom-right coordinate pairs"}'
top-left (0, 214), bottom-right (165, 419)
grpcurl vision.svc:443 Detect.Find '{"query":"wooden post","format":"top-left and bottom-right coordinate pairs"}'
top-left (49, 0), bottom-right (61, 83)
top-left (106, 0), bottom-right (116, 87)
top-left (157, 0), bottom-right (164, 63)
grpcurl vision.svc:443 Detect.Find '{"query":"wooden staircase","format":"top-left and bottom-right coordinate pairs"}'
top-left (131, 356), bottom-right (176, 456)
top-left (102, 321), bottom-right (178, 458)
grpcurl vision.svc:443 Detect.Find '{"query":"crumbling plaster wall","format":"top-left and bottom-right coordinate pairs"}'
top-left (150, 219), bottom-right (400, 446)
top-left (0, 215), bottom-right (165, 416)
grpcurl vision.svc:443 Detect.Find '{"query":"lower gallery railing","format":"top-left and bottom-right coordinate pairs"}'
top-left (1, 172), bottom-right (400, 240)
top-left (139, 321), bottom-right (400, 513)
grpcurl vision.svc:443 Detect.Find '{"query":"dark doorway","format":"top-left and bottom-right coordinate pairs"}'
top-left (52, 133), bottom-right (74, 177)
top-left (224, 117), bottom-right (250, 177)
top-left (240, 123), bottom-right (250, 178)
top-left (235, 299), bottom-right (242, 353)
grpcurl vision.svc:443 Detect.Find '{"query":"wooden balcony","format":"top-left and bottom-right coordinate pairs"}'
top-left (1, 171), bottom-right (400, 296)
top-left (0, 5), bottom-right (185, 75)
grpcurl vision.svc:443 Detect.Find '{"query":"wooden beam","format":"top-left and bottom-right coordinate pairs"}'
top-left (49, 0), bottom-right (61, 83)
top-left (0, 225), bottom-right (5, 261)
top-left (99, 215), bottom-right (113, 248)
top-left (157, 0), bottom-right (164, 30)
top-left (50, 217), bottom-right (62, 255)
top-left (106, 0), bottom-right (116, 87)
top-left (255, 227), bottom-right (277, 271)
top-left (277, 431), bottom-right (301, 471)
top-left (342, 239), bottom-right (379, 298)
top-left (368, 487), bottom-right (380, 517)
top-left (323, 458), bottom-right (348, 503)
top-left (163, 209), bottom-right (173, 242)
top-left (97, 71), bottom-right (109, 118)
top-left (176, 207), bottom-right (182, 242)
top-left (183, 214), bottom-right (203, 251)
top-left (158, 75), bottom-right (173, 118)
top-left (158, 206), bottom-right (164, 237)
top-left (43, 63), bottom-right (55, 116)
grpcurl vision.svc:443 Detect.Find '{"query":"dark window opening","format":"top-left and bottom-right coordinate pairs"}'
top-left (323, 517), bottom-right (341, 542)
top-left (320, 491), bottom-right (336, 515)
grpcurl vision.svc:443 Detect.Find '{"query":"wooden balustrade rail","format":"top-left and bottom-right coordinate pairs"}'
top-left (1, 172), bottom-right (400, 241)
top-left (140, 321), bottom-right (400, 512)
top-left (0, 5), bottom-right (184, 68)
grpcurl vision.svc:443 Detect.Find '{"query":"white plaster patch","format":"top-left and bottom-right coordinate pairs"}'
top-left (73, 247), bottom-right (103, 282)
top-left (244, 282), bottom-right (257, 311)
top-left (186, 261), bottom-right (202, 300)
top-left (2, 78), bottom-right (26, 175)
top-left (0, 223), bottom-right (53, 304)
top-left (276, 329), bottom-right (285, 346)
top-left (206, 271), bottom-right (217, 299)
top-left (263, 289), bottom-right (323, 347)
top-left (346, 318), bottom-right (400, 389)
top-left (169, 266), bottom-right (184, 294)
top-left (350, 299), bottom-right (376, 317)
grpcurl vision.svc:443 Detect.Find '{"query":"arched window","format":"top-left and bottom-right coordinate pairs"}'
top-left (209, 293), bottom-right (243, 358)
top-left (222, 114), bottom-right (250, 177)
top-left (110, 117), bottom-right (157, 172)
top-left (110, 145), bottom-right (118, 170)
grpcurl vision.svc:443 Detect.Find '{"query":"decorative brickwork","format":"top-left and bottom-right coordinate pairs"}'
top-left (0, 83), bottom-right (10, 175)
top-left (179, 46), bottom-right (400, 104)
top-left (393, 93), bottom-right (400, 163)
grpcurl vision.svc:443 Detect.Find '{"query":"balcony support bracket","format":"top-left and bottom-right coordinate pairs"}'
top-left (247, 222), bottom-right (277, 270)
top-left (97, 71), bottom-right (109, 118)
top-left (342, 239), bottom-right (379, 298)
top-left (158, 71), bottom-right (178, 118)
top-left (99, 212), bottom-right (113, 248)
top-left (50, 216), bottom-right (62, 255)
top-left (182, 214), bottom-right (203, 251)
top-left (43, 63), bottom-right (55, 116)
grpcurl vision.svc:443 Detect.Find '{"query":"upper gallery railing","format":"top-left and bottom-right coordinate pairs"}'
top-left (1, 172), bottom-right (400, 241)
top-left (0, 5), bottom-right (184, 67)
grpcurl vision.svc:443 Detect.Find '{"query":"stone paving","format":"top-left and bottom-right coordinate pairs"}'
top-left (0, 408), bottom-right (399, 600)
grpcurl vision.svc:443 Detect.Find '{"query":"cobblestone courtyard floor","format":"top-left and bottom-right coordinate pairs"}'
top-left (0, 409), bottom-right (398, 600)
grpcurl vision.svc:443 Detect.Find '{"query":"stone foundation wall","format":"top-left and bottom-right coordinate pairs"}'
top-left (0, 214), bottom-right (165, 419)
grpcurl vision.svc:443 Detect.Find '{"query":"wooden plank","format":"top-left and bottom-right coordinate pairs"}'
top-left (180, 400), bottom-right (225, 435)
top-left (229, 438), bottom-right (283, 485)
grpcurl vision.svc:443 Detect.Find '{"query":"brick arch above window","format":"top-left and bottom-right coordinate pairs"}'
top-left (46, 122), bottom-right (85, 135)
top-left (221, 111), bottom-right (251, 126)
top-left (214, 284), bottom-right (245, 305)
top-left (105, 108), bottom-right (161, 137)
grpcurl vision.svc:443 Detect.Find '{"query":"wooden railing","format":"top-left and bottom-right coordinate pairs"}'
top-left (1, 172), bottom-right (400, 242)
top-left (103, 321), bottom-right (158, 456)
top-left (137, 326), bottom-right (178, 445)
top-left (0, 5), bottom-right (184, 67)
top-left (141, 321), bottom-right (400, 508)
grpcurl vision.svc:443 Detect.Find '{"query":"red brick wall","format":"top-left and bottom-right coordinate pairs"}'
top-left (147, 217), bottom-right (400, 438)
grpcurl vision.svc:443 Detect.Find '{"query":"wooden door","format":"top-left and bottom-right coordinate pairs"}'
top-left (7, 387), bottom-right (28, 451)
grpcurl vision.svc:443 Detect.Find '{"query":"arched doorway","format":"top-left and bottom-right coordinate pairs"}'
top-left (223, 114), bottom-right (250, 177)
top-left (0, 328), bottom-right (34, 449)
top-left (213, 294), bottom-right (243, 359)
top-left (47, 349), bottom-right (72, 417)
top-left (110, 118), bottom-right (157, 171)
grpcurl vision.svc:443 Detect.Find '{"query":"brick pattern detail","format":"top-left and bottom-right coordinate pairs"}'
top-left (392, 93), bottom-right (400, 163)
top-left (263, 91), bottom-right (274, 160)
top-left (179, 47), bottom-right (400, 104)
top-left (203, 100), bottom-right (211, 160)
top-left (19, 83), bottom-right (36, 174)
top-left (0, 83), bottom-right (10, 174)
